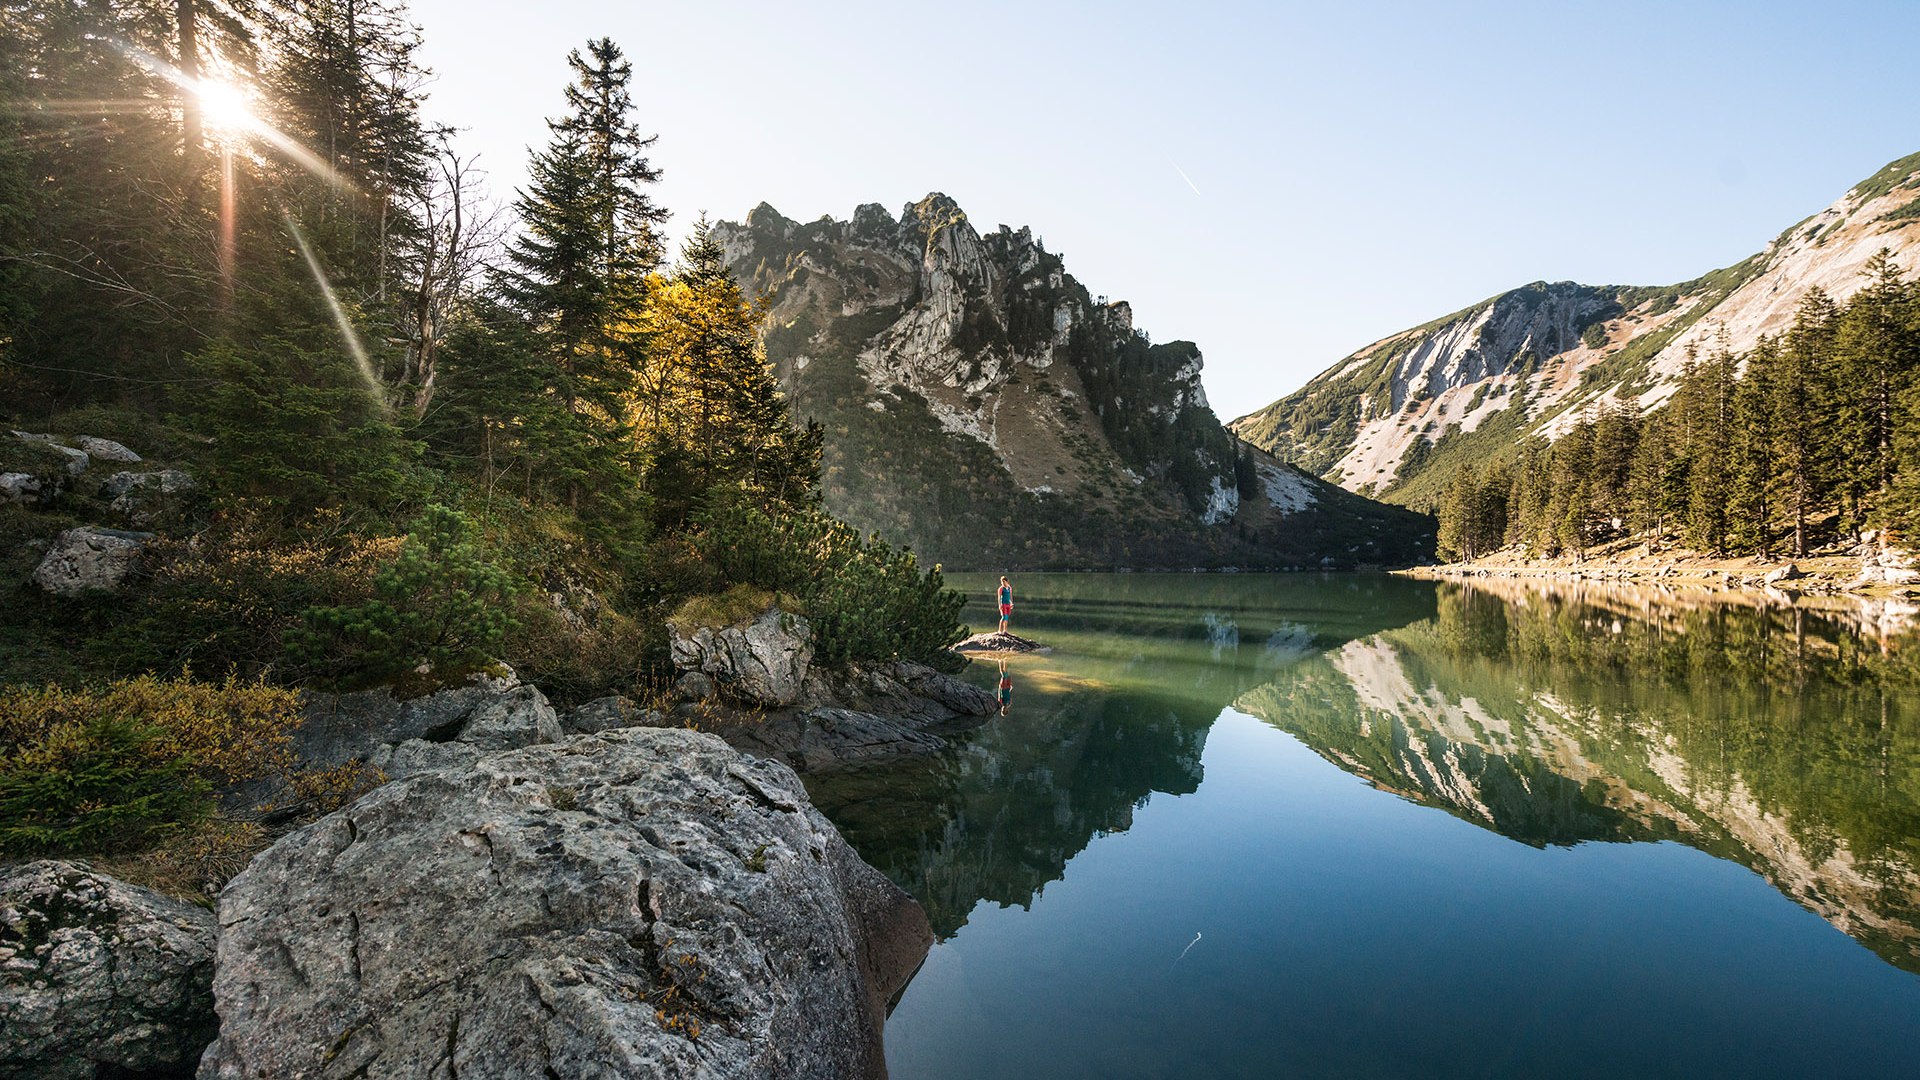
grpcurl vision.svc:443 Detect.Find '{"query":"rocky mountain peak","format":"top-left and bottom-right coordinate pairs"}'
top-left (713, 194), bottom-right (1433, 569)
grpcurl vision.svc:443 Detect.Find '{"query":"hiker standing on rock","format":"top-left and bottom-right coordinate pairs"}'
top-left (998, 576), bottom-right (1014, 634)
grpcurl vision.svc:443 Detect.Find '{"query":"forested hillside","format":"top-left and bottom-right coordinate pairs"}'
top-left (1431, 258), bottom-right (1920, 562)
top-left (0, 3), bottom-right (963, 861)
top-left (1236, 153), bottom-right (1920, 518)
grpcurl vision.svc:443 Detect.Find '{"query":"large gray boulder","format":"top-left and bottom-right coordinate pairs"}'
top-left (198, 728), bottom-right (933, 1080)
top-left (285, 669), bottom-right (568, 785)
top-left (670, 605), bottom-right (814, 707)
top-left (1, 860), bottom-right (218, 1080)
top-left (292, 666), bottom-right (526, 769)
top-left (71, 435), bottom-right (141, 463)
top-left (28, 526), bottom-right (151, 596)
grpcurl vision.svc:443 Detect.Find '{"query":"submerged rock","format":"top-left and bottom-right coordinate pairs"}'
top-left (197, 727), bottom-right (932, 1080)
top-left (952, 630), bottom-right (1051, 655)
top-left (670, 605), bottom-right (814, 706)
top-left (1, 860), bottom-right (217, 1080)
top-left (28, 526), bottom-right (152, 596)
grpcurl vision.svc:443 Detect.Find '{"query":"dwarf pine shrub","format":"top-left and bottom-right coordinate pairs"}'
top-left (292, 504), bottom-right (520, 681)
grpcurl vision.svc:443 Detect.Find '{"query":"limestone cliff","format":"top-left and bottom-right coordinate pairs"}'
top-left (715, 195), bottom-right (1431, 569)
top-left (1236, 151), bottom-right (1920, 505)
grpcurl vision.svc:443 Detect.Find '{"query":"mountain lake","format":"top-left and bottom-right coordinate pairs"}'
top-left (802, 572), bottom-right (1920, 1079)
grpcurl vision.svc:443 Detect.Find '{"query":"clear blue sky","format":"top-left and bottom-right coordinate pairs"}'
top-left (407, 0), bottom-right (1920, 419)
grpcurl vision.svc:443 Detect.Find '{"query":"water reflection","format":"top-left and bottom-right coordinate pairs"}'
top-left (805, 573), bottom-right (1436, 936)
top-left (1237, 580), bottom-right (1920, 974)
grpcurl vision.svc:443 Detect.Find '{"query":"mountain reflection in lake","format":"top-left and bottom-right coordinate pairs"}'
top-left (810, 574), bottom-right (1920, 1079)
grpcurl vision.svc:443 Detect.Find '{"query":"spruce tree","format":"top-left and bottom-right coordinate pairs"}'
top-left (1835, 250), bottom-right (1917, 530)
top-left (1682, 343), bottom-right (1735, 554)
top-left (1727, 336), bottom-right (1779, 555)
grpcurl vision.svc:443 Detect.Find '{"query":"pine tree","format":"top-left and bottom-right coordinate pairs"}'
top-left (1774, 290), bottom-right (1839, 556)
top-left (640, 217), bottom-right (821, 526)
top-left (492, 38), bottom-right (665, 515)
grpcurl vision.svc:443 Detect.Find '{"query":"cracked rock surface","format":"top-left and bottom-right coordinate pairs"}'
top-left (1, 859), bottom-right (218, 1080)
top-left (197, 727), bottom-right (932, 1079)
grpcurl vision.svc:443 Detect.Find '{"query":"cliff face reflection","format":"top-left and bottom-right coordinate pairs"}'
top-left (805, 573), bottom-right (1436, 937)
top-left (1236, 580), bottom-right (1920, 974)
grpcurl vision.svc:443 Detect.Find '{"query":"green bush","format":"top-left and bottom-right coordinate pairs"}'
top-left (691, 495), bottom-right (966, 670)
top-left (0, 675), bottom-right (304, 857)
top-left (293, 504), bottom-right (521, 681)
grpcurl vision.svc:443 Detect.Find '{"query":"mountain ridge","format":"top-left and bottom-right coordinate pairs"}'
top-left (1235, 151), bottom-right (1920, 505)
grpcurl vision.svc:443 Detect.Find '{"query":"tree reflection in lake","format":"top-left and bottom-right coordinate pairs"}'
top-left (1237, 579), bottom-right (1920, 973)
top-left (804, 572), bottom-right (1436, 937)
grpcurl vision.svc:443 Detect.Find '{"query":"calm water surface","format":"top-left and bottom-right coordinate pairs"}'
top-left (805, 573), bottom-right (1920, 1079)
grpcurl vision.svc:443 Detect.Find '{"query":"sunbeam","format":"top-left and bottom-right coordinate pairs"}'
top-left (286, 214), bottom-right (388, 413)
top-left (109, 39), bottom-right (358, 195)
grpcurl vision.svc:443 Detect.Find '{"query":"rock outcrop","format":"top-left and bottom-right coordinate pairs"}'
top-left (670, 605), bottom-right (814, 707)
top-left (563, 695), bottom-right (655, 735)
top-left (1, 860), bottom-right (218, 1080)
top-left (197, 727), bottom-right (933, 1080)
top-left (953, 631), bottom-right (1051, 655)
top-left (715, 195), bottom-right (1432, 569)
top-left (692, 660), bottom-right (1000, 773)
top-left (28, 526), bottom-right (151, 596)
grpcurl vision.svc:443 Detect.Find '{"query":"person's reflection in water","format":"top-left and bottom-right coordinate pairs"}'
top-left (997, 658), bottom-right (1013, 716)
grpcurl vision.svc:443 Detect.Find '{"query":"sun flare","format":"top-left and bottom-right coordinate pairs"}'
top-left (195, 79), bottom-right (257, 138)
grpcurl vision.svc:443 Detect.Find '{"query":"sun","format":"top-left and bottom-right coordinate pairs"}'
top-left (195, 79), bottom-right (258, 139)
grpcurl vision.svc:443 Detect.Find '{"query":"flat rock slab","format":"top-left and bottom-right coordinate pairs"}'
top-left (198, 727), bottom-right (932, 1080)
top-left (952, 631), bottom-right (1051, 655)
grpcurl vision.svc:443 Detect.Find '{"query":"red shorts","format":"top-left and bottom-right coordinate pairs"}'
top-left (999, 604), bottom-right (1013, 617)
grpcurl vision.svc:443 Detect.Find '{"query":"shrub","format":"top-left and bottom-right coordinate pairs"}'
top-left (0, 674), bottom-right (304, 857)
top-left (106, 504), bottom-right (403, 679)
top-left (690, 496), bottom-right (966, 670)
top-left (293, 504), bottom-right (520, 682)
